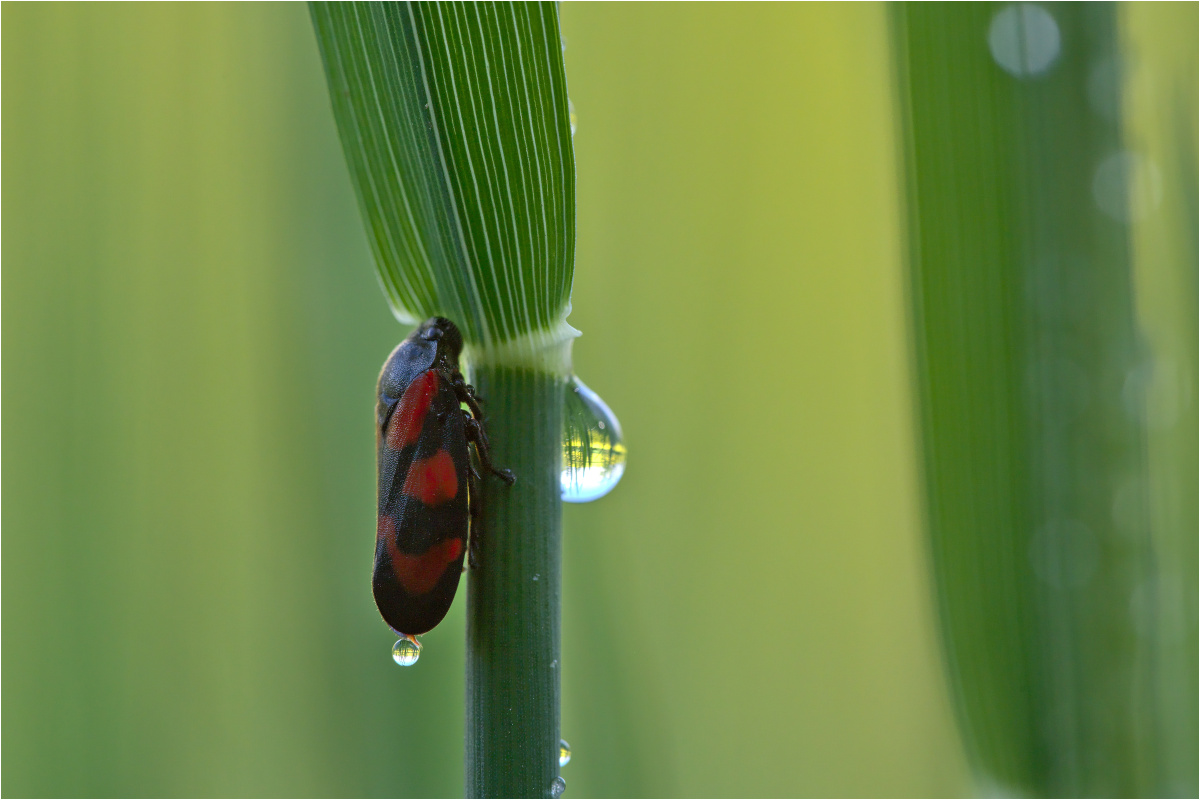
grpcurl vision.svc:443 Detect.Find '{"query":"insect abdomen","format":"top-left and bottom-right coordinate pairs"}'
top-left (374, 367), bottom-right (470, 635)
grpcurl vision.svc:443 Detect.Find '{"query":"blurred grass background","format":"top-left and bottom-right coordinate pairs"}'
top-left (893, 3), bottom-right (1196, 795)
top-left (6, 2), bottom-right (1187, 797)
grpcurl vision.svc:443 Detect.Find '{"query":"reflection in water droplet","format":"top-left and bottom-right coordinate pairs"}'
top-left (987, 4), bottom-right (1061, 78)
top-left (559, 739), bottom-right (572, 767)
top-left (392, 636), bottom-right (421, 667)
top-left (562, 376), bottom-right (626, 503)
top-left (550, 776), bottom-right (566, 798)
top-left (1093, 151), bottom-right (1163, 222)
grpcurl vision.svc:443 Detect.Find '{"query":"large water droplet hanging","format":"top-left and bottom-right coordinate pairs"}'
top-left (562, 376), bottom-right (625, 503)
top-left (391, 636), bottom-right (421, 666)
top-left (549, 776), bottom-right (567, 798)
top-left (558, 739), bottom-right (572, 767)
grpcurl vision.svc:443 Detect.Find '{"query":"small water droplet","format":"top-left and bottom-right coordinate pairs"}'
top-left (562, 376), bottom-right (625, 503)
top-left (559, 739), bottom-right (572, 767)
top-left (568, 99), bottom-right (577, 136)
top-left (987, 4), bottom-right (1061, 78)
top-left (550, 776), bottom-right (566, 798)
top-left (391, 636), bottom-right (421, 666)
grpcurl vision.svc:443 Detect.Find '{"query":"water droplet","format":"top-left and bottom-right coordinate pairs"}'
top-left (391, 636), bottom-right (421, 666)
top-left (562, 376), bottom-right (626, 503)
top-left (550, 776), bottom-right (566, 798)
top-left (559, 739), bottom-right (572, 767)
top-left (987, 4), bottom-right (1061, 78)
top-left (568, 99), bottom-right (577, 137)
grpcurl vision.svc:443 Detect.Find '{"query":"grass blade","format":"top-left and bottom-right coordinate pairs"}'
top-left (311, 4), bottom-right (575, 796)
top-left (893, 3), bottom-right (1194, 794)
top-left (311, 2), bottom-right (575, 359)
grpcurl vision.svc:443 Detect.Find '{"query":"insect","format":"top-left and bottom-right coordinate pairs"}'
top-left (374, 317), bottom-right (514, 641)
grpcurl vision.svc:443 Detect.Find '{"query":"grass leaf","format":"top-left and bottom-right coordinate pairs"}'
top-left (893, 3), bottom-right (1194, 795)
top-left (311, 1), bottom-right (575, 358)
top-left (310, 6), bottom-right (573, 797)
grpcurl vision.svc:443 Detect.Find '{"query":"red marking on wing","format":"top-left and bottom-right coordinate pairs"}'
top-left (387, 536), bottom-right (464, 596)
top-left (402, 449), bottom-right (459, 506)
top-left (386, 370), bottom-right (439, 451)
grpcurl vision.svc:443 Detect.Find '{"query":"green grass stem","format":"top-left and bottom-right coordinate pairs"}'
top-left (466, 366), bottom-right (564, 798)
top-left (311, 4), bottom-right (575, 795)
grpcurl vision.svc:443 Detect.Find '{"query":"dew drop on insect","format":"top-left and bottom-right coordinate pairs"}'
top-left (562, 376), bottom-right (626, 503)
top-left (550, 776), bottom-right (567, 798)
top-left (559, 739), bottom-right (572, 767)
top-left (391, 637), bottom-right (421, 667)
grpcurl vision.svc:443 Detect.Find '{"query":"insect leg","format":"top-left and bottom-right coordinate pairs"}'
top-left (466, 459), bottom-right (482, 570)
top-left (463, 413), bottom-right (516, 485)
top-left (442, 368), bottom-right (487, 421)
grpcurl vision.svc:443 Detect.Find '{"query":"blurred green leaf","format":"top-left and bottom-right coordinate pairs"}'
top-left (894, 3), bottom-right (1197, 795)
top-left (310, 2), bottom-right (576, 353)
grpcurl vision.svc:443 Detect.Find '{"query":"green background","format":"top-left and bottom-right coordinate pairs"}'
top-left (4, 3), bottom-right (1188, 797)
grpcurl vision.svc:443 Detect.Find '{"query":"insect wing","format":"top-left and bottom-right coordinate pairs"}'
top-left (374, 369), bottom-right (471, 635)
top-left (376, 333), bottom-right (437, 440)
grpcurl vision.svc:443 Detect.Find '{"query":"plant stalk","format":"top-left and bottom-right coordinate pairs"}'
top-left (466, 366), bottom-right (564, 798)
top-left (893, 3), bottom-right (1172, 795)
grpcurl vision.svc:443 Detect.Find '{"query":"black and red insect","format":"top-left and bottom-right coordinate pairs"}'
top-left (374, 317), bottom-right (513, 640)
